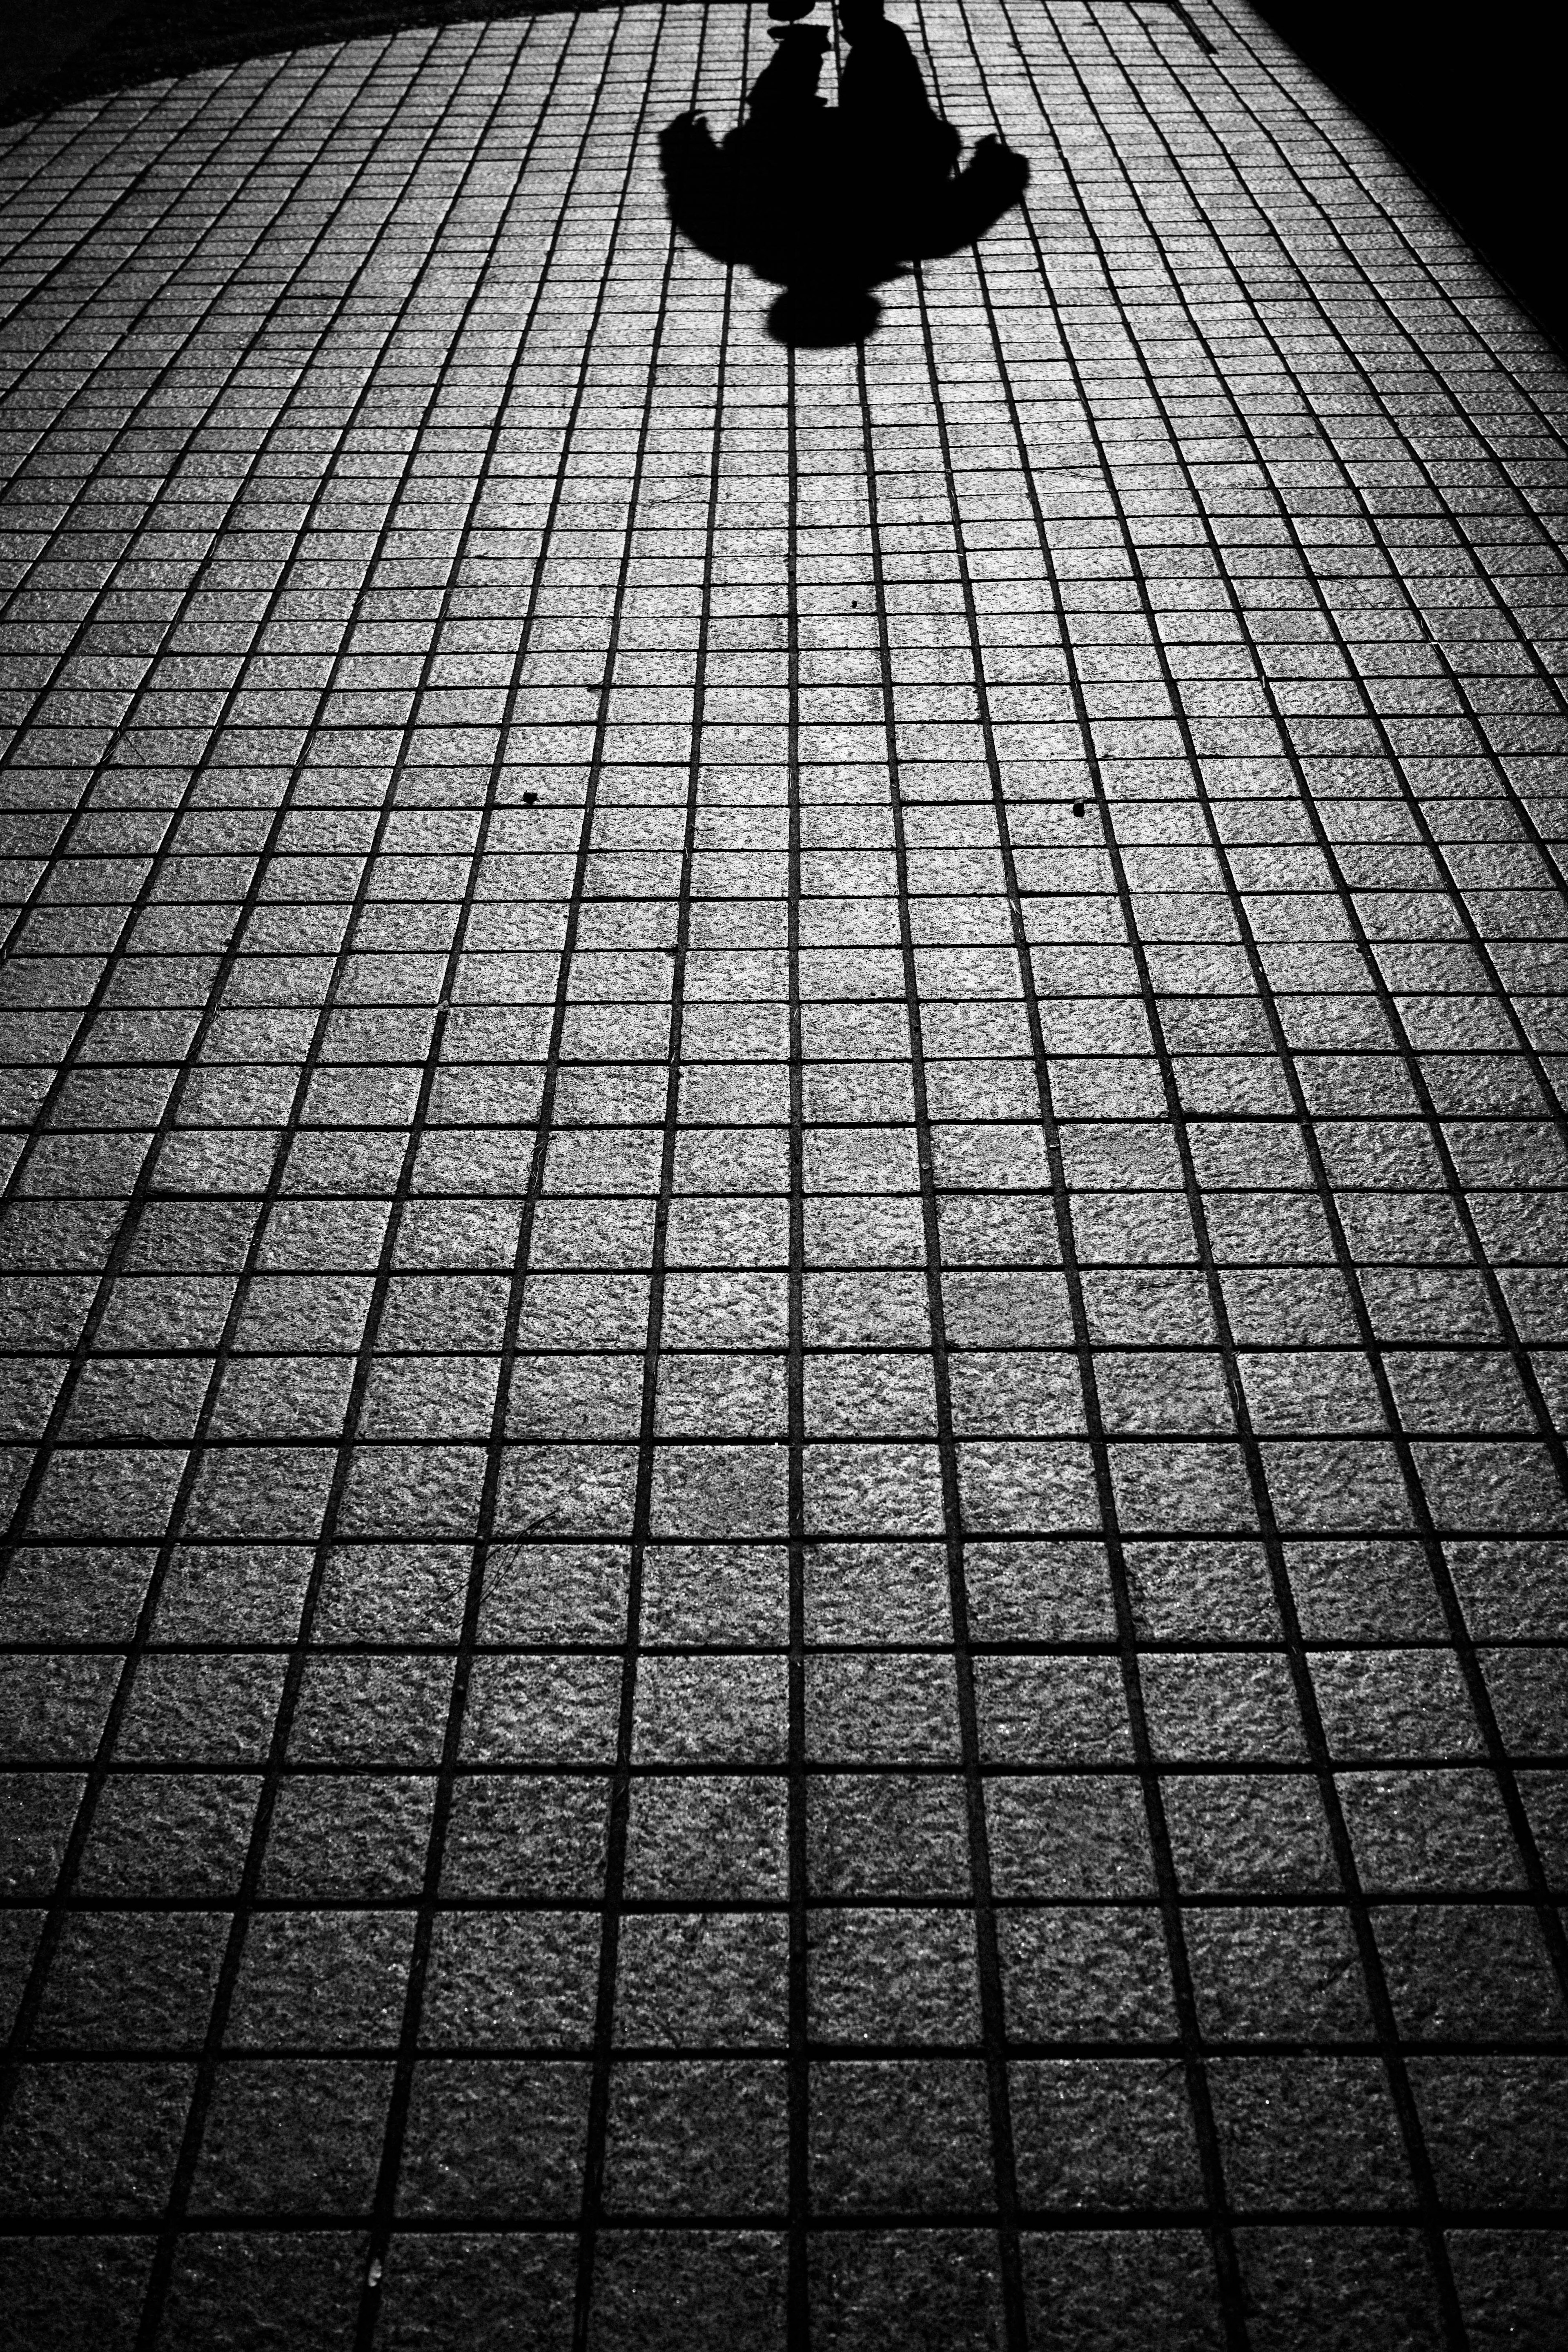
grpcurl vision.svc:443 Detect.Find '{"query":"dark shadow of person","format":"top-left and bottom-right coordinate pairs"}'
top-left (660, 0), bottom-right (1029, 347)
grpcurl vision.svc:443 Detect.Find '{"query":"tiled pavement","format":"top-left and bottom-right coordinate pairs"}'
top-left (1, 1), bottom-right (1566, 2343)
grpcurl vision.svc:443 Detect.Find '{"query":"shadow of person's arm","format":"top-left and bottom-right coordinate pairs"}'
top-left (659, 111), bottom-right (745, 265)
top-left (918, 135), bottom-right (1030, 258)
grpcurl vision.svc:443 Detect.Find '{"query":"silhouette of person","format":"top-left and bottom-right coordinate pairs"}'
top-left (839, 0), bottom-right (958, 173)
top-left (660, 0), bottom-right (1029, 345)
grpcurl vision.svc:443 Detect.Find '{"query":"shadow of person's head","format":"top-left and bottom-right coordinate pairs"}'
top-left (767, 281), bottom-right (886, 345)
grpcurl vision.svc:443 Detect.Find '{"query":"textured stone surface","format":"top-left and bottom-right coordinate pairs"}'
top-left (0, 0), bottom-right (1566, 2343)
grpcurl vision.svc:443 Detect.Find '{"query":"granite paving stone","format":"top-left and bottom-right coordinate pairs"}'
top-left (0, 0), bottom-right (1566, 2341)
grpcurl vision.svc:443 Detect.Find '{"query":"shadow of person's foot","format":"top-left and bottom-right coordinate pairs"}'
top-left (659, 0), bottom-right (1028, 347)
